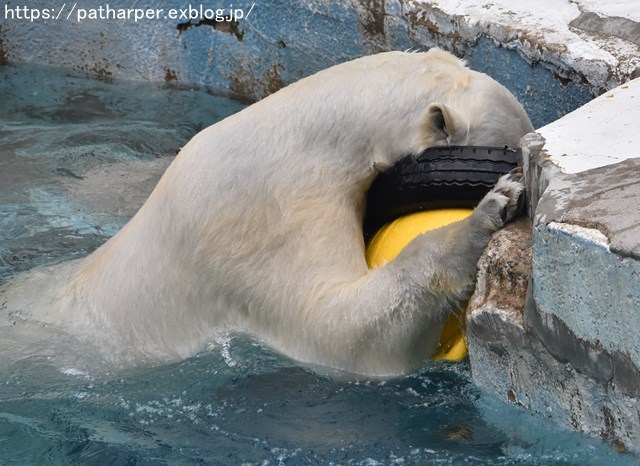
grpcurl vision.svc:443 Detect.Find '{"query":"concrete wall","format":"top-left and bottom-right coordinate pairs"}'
top-left (468, 79), bottom-right (640, 455)
top-left (4, 0), bottom-right (637, 128)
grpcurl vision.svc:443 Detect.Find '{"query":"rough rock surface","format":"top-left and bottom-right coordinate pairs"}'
top-left (468, 215), bottom-right (640, 454)
top-left (467, 217), bottom-right (532, 408)
top-left (468, 77), bottom-right (640, 455)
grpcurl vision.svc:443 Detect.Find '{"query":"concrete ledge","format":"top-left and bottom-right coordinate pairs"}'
top-left (468, 77), bottom-right (640, 455)
top-left (405, 1), bottom-right (640, 93)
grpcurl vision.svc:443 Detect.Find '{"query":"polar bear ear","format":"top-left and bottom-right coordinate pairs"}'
top-left (424, 103), bottom-right (456, 144)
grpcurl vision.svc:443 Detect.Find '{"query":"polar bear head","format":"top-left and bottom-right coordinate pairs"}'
top-left (419, 49), bottom-right (534, 150)
top-left (273, 48), bottom-right (533, 173)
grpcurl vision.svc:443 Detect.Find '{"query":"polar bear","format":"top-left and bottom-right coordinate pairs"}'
top-left (0, 49), bottom-right (533, 376)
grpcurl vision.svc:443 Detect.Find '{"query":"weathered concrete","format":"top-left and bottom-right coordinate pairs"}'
top-left (534, 77), bottom-right (640, 174)
top-left (1, 1), bottom-right (639, 127)
top-left (467, 219), bottom-right (531, 389)
top-left (468, 79), bottom-right (640, 455)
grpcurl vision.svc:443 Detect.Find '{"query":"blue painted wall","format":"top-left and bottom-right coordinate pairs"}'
top-left (1, 0), bottom-right (592, 127)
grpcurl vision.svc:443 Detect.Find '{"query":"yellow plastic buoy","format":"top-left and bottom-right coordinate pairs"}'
top-left (365, 208), bottom-right (473, 362)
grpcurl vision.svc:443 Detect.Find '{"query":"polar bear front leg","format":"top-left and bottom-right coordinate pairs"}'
top-left (315, 168), bottom-right (524, 376)
top-left (396, 167), bottom-right (525, 297)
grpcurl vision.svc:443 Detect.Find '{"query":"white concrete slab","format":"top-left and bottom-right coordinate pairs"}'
top-left (538, 77), bottom-right (640, 173)
top-left (577, 0), bottom-right (640, 21)
top-left (412, 0), bottom-right (640, 91)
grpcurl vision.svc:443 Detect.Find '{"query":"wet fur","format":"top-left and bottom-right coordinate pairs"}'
top-left (1, 49), bottom-right (533, 376)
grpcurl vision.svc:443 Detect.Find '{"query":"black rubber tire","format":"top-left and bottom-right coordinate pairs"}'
top-left (363, 146), bottom-right (519, 239)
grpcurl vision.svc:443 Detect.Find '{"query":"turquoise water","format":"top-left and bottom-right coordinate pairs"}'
top-left (0, 64), bottom-right (636, 465)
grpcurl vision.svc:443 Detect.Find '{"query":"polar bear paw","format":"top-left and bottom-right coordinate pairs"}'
top-left (474, 167), bottom-right (525, 231)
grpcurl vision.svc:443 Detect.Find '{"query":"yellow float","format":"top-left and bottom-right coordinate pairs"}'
top-left (363, 145), bottom-right (519, 363)
top-left (365, 208), bottom-right (473, 362)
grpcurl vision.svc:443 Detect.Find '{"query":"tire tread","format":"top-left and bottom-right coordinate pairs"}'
top-left (364, 146), bottom-right (519, 239)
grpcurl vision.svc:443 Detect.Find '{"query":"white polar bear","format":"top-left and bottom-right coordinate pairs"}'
top-left (1, 49), bottom-right (533, 376)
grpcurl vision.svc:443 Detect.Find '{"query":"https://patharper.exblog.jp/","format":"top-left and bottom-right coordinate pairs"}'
top-left (3, 3), bottom-right (255, 23)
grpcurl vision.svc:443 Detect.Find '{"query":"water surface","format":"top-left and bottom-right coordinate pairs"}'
top-left (0, 64), bottom-right (634, 465)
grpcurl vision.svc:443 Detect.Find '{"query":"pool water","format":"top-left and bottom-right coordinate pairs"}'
top-left (0, 64), bottom-right (635, 465)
